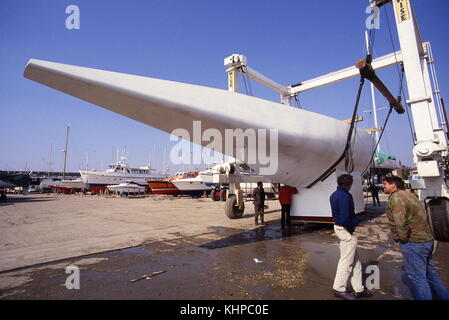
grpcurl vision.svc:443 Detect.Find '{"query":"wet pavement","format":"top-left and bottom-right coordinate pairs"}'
top-left (2, 202), bottom-right (448, 300)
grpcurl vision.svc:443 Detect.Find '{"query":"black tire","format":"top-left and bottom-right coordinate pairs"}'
top-left (225, 195), bottom-right (244, 219)
top-left (210, 189), bottom-right (219, 201)
top-left (219, 188), bottom-right (227, 201)
top-left (427, 197), bottom-right (449, 243)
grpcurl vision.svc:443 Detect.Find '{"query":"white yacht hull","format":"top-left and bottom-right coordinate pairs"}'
top-left (79, 170), bottom-right (164, 193)
top-left (172, 180), bottom-right (212, 194)
top-left (107, 183), bottom-right (146, 194)
top-left (24, 59), bottom-right (373, 219)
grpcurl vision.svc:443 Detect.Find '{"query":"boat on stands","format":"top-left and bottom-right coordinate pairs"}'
top-left (147, 171), bottom-right (198, 196)
top-left (106, 181), bottom-right (146, 195)
top-left (52, 178), bottom-right (87, 194)
top-left (79, 157), bottom-right (165, 193)
top-left (171, 166), bottom-right (222, 197)
top-left (48, 180), bottom-right (64, 192)
top-left (171, 175), bottom-right (214, 197)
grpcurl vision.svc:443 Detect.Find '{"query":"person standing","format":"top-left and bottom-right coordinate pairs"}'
top-left (330, 174), bottom-right (372, 300)
top-left (253, 181), bottom-right (266, 225)
top-left (383, 176), bottom-right (449, 300)
top-left (368, 183), bottom-right (381, 206)
top-left (278, 185), bottom-right (298, 228)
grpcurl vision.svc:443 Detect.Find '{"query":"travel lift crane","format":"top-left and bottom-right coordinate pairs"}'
top-left (223, 0), bottom-right (449, 242)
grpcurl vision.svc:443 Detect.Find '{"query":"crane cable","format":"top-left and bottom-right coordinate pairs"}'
top-left (239, 66), bottom-right (253, 96)
top-left (306, 76), bottom-right (366, 188)
top-left (384, 4), bottom-right (416, 144)
top-left (308, 6), bottom-right (408, 188)
top-left (362, 105), bottom-right (395, 175)
top-left (307, 26), bottom-right (379, 187)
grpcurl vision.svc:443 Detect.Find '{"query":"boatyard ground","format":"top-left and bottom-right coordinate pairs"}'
top-left (0, 193), bottom-right (448, 300)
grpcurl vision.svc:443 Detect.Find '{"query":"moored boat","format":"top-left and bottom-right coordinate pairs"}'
top-left (79, 157), bottom-right (165, 193)
top-left (147, 171), bottom-right (198, 196)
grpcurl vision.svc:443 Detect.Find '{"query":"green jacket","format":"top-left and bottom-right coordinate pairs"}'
top-left (385, 190), bottom-right (433, 242)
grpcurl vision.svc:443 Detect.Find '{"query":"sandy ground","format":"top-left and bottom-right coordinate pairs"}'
top-left (0, 193), bottom-right (448, 300)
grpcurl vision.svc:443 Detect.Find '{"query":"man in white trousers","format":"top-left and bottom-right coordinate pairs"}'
top-left (329, 174), bottom-right (372, 300)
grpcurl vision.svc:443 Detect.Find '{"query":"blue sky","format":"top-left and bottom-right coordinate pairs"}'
top-left (1, 0), bottom-right (448, 173)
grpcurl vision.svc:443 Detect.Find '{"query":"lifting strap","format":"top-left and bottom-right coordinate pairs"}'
top-left (306, 76), bottom-right (366, 188)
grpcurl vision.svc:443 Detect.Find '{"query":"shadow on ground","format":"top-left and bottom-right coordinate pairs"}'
top-left (200, 200), bottom-right (388, 250)
top-left (0, 195), bottom-right (57, 205)
top-left (199, 220), bottom-right (334, 250)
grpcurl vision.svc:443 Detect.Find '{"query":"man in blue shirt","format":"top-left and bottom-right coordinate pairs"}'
top-left (330, 174), bottom-right (372, 299)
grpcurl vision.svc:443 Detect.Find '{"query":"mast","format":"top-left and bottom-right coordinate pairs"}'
top-left (48, 144), bottom-right (52, 177)
top-left (152, 144), bottom-right (157, 171)
top-left (365, 30), bottom-right (380, 153)
top-left (163, 145), bottom-right (167, 176)
top-left (62, 125), bottom-right (69, 179)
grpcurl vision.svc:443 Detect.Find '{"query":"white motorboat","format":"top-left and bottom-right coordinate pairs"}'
top-left (171, 173), bottom-right (215, 196)
top-left (106, 181), bottom-right (146, 195)
top-left (147, 171), bottom-right (199, 196)
top-left (79, 157), bottom-right (165, 193)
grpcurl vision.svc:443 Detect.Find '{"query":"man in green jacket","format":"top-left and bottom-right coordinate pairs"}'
top-left (383, 176), bottom-right (449, 300)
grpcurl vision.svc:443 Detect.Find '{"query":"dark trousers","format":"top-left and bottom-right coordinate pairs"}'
top-left (281, 204), bottom-right (291, 228)
top-left (372, 193), bottom-right (380, 206)
top-left (254, 204), bottom-right (264, 224)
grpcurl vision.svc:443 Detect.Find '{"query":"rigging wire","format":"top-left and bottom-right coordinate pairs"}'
top-left (347, 102), bottom-right (364, 174)
top-left (309, 5), bottom-right (413, 184)
top-left (294, 94), bottom-right (302, 108)
top-left (306, 77), bottom-right (366, 188)
top-left (360, 6), bottom-right (408, 177)
top-left (383, 5), bottom-right (402, 81)
top-left (402, 84), bottom-right (417, 144)
top-left (247, 71), bottom-right (253, 96)
top-left (362, 105), bottom-right (395, 176)
top-left (379, 110), bottom-right (393, 157)
top-left (384, 4), bottom-right (416, 145)
top-left (239, 66), bottom-right (253, 96)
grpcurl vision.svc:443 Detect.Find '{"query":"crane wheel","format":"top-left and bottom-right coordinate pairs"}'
top-left (225, 195), bottom-right (244, 219)
top-left (427, 197), bottom-right (449, 243)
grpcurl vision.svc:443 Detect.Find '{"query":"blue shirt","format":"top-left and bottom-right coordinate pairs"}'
top-left (329, 186), bottom-right (358, 233)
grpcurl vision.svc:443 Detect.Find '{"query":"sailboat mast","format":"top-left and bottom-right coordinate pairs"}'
top-left (62, 125), bottom-right (69, 179)
top-left (48, 144), bottom-right (52, 177)
top-left (152, 144), bottom-right (157, 171)
top-left (365, 31), bottom-right (380, 153)
top-left (163, 145), bottom-right (168, 176)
